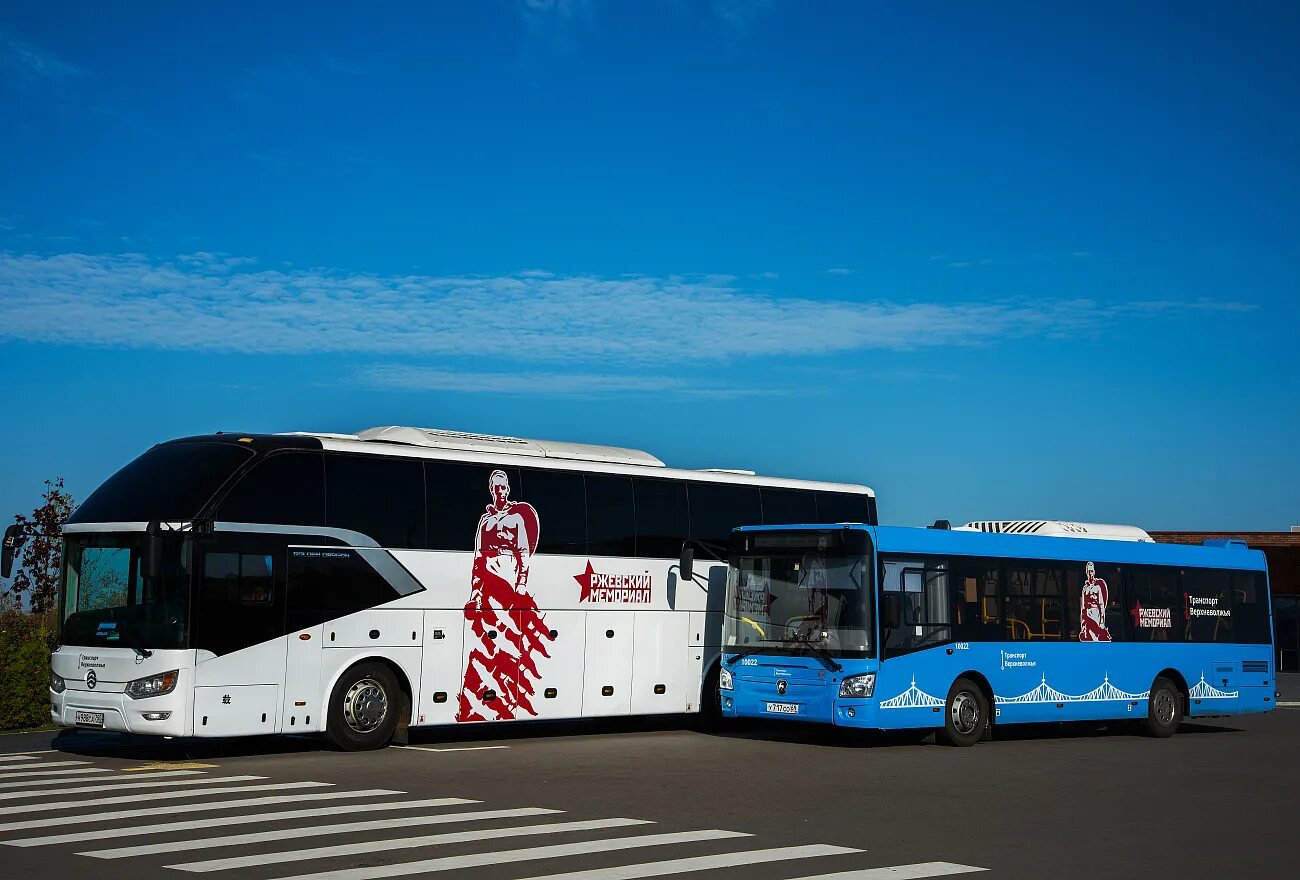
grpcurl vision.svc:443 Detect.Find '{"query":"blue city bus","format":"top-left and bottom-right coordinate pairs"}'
top-left (717, 524), bottom-right (1275, 745)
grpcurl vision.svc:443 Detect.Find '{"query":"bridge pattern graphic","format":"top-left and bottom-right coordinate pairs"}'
top-left (880, 672), bottom-right (1238, 709)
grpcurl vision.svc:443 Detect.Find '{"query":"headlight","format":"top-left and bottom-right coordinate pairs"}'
top-left (125, 670), bottom-right (178, 700)
top-left (718, 666), bottom-right (734, 691)
top-left (50, 672), bottom-right (65, 694)
top-left (838, 672), bottom-right (875, 699)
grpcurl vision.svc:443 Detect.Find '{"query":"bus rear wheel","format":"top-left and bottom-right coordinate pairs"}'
top-left (326, 661), bottom-right (401, 751)
top-left (1142, 677), bottom-right (1182, 738)
top-left (937, 677), bottom-right (988, 747)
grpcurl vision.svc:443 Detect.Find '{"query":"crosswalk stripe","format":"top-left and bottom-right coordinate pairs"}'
top-left (783, 863), bottom-right (989, 879)
top-left (0, 789), bottom-right (402, 833)
top-left (81, 806), bottom-right (562, 859)
top-left (0, 760), bottom-right (89, 773)
top-left (7, 797), bottom-right (479, 847)
top-left (170, 818), bottom-right (655, 873)
top-left (0, 769), bottom-right (122, 790)
top-left (0, 773), bottom-right (251, 802)
top-left (0, 767), bottom-right (111, 781)
top-left (0, 780), bottom-right (330, 815)
top-left (0, 756), bottom-right (40, 763)
top-left (509, 844), bottom-right (867, 880)
top-left (261, 829), bottom-right (754, 880)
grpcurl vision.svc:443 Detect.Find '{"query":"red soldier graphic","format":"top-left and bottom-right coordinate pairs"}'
top-left (1079, 561), bottom-right (1111, 642)
top-left (457, 470), bottom-right (550, 721)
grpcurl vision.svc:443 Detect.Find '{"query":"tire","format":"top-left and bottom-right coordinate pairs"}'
top-left (1142, 676), bottom-right (1182, 738)
top-left (692, 662), bottom-right (724, 730)
top-left (326, 661), bottom-right (401, 751)
top-left (937, 677), bottom-right (988, 747)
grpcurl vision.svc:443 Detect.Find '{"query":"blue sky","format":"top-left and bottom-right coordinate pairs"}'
top-left (1, 1), bottom-right (1297, 530)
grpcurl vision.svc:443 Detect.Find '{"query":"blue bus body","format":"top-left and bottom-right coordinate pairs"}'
top-left (721, 525), bottom-right (1275, 734)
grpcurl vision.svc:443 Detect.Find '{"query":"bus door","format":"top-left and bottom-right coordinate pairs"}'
top-left (283, 547), bottom-right (324, 731)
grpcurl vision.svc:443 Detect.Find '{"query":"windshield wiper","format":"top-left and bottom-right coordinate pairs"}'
top-left (122, 629), bottom-right (153, 660)
top-left (783, 634), bottom-right (843, 672)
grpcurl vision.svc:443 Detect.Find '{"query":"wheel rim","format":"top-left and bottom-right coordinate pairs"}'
top-left (951, 690), bottom-right (981, 735)
top-left (343, 678), bottom-right (389, 734)
top-left (1154, 689), bottom-right (1176, 726)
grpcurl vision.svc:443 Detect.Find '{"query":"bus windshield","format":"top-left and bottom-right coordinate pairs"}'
top-left (723, 529), bottom-right (872, 657)
top-left (60, 532), bottom-right (192, 651)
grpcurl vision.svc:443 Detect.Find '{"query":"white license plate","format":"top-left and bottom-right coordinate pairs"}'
top-left (765, 702), bottom-right (799, 715)
top-left (74, 711), bottom-right (105, 728)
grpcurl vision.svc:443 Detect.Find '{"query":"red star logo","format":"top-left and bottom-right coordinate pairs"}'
top-left (1129, 599), bottom-right (1142, 629)
top-left (574, 560), bottom-right (595, 602)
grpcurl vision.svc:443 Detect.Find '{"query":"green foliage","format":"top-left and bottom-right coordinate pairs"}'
top-left (0, 608), bottom-right (54, 731)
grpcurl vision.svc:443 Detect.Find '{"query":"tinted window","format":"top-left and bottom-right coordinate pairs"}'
top-left (193, 533), bottom-right (297, 656)
top-left (688, 482), bottom-right (762, 555)
top-left (633, 478), bottom-right (688, 558)
top-left (1232, 571), bottom-right (1272, 644)
top-left (427, 462), bottom-right (522, 551)
top-left (215, 452), bottom-right (324, 527)
top-left (1127, 567), bottom-right (1181, 642)
top-left (519, 469), bottom-right (586, 555)
top-left (816, 491), bottom-right (872, 524)
top-left (71, 442), bottom-right (252, 524)
top-left (760, 488), bottom-right (818, 526)
top-left (1004, 563), bottom-right (1063, 641)
top-left (286, 547), bottom-right (404, 632)
top-left (950, 558), bottom-right (1003, 642)
top-left (1063, 561), bottom-right (1129, 642)
top-left (586, 474), bottom-right (635, 557)
top-left (326, 454), bottom-right (425, 548)
top-left (1183, 568), bottom-right (1234, 643)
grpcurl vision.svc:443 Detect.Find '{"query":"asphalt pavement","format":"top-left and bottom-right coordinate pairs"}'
top-left (1, 705), bottom-right (1297, 880)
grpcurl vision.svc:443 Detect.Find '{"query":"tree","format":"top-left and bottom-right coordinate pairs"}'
top-left (6, 478), bottom-right (75, 615)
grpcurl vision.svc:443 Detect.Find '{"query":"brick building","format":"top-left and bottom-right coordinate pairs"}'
top-left (1149, 528), bottom-right (1300, 671)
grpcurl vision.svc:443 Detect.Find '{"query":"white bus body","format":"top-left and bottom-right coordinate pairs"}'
top-left (50, 427), bottom-right (874, 748)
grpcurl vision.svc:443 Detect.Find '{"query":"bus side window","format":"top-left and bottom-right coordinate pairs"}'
top-left (1183, 568), bottom-right (1233, 643)
top-left (586, 474), bottom-right (635, 557)
top-left (760, 488), bottom-right (817, 526)
top-left (951, 560), bottom-right (1000, 641)
top-left (326, 453), bottom-right (425, 549)
top-left (815, 491), bottom-right (871, 525)
top-left (1231, 571), bottom-right (1271, 644)
top-left (518, 468), bottom-right (587, 555)
top-left (688, 482), bottom-right (761, 561)
top-left (214, 452), bottom-right (325, 527)
top-left (426, 462), bottom-right (522, 552)
top-left (881, 557), bottom-right (952, 657)
top-left (1127, 567), bottom-right (1179, 642)
top-left (632, 478), bottom-right (688, 559)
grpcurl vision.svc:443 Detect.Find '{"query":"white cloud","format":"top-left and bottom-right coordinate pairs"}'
top-left (0, 251), bottom-right (1256, 366)
top-left (0, 31), bottom-right (84, 84)
top-left (825, 268), bottom-right (854, 275)
top-left (353, 364), bottom-right (762, 398)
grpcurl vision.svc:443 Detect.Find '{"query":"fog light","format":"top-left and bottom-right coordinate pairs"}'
top-left (141, 711), bottom-right (172, 721)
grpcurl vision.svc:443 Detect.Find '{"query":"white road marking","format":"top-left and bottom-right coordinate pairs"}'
top-left (394, 745), bottom-right (510, 752)
top-left (783, 863), bottom-right (989, 879)
top-left (1276, 701), bottom-right (1300, 708)
top-left (262, 829), bottom-right (753, 880)
top-left (0, 756), bottom-right (41, 763)
top-left (509, 845), bottom-right (867, 880)
top-left (0, 789), bottom-right (401, 833)
top-left (0, 773), bottom-right (244, 802)
top-left (7, 797), bottom-right (477, 847)
top-left (0, 767), bottom-right (111, 782)
top-left (0, 780), bottom-right (328, 815)
top-left (0, 760), bottom-right (89, 773)
top-left (170, 818), bottom-right (654, 872)
top-left (81, 806), bottom-right (558, 859)
top-left (0, 769), bottom-right (196, 791)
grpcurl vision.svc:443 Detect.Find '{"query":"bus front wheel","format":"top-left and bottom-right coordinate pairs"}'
top-left (937, 677), bottom-right (988, 747)
top-left (1142, 677), bottom-right (1182, 738)
top-left (326, 661), bottom-right (401, 751)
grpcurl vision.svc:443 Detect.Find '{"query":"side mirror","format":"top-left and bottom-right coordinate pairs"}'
top-left (143, 521), bottom-right (163, 580)
top-left (1, 524), bottom-right (24, 579)
top-left (678, 544), bottom-right (694, 582)
top-left (881, 591), bottom-right (902, 631)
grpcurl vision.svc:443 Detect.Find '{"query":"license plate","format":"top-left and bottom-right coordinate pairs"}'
top-left (74, 711), bottom-right (105, 728)
top-left (765, 702), bottom-right (799, 715)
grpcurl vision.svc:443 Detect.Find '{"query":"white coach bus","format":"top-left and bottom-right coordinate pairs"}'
top-left (44, 426), bottom-right (875, 749)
